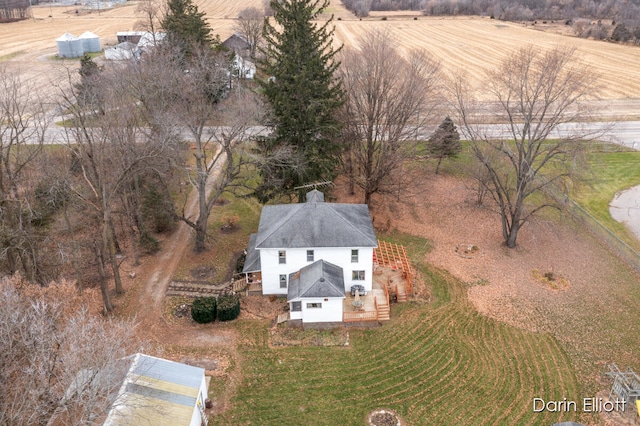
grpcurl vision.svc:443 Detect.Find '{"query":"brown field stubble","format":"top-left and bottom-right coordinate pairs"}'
top-left (0, 2), bottom-right (639, 106)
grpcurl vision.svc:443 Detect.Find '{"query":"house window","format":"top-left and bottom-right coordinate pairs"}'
top-left (306, 303), bottom-right (322, 309)
top-left (351, 249), bottom-right (359, 263)
top-left (291, 301), bottom-right (301, 312)
top-left (352, 270), bottom-right (365, 281)
top-left (307, 250), bottom-right (314, 262)
top-left (280, 274), bottom-right (287, 288)
top-left (278, 250), bottom-right (286, 264)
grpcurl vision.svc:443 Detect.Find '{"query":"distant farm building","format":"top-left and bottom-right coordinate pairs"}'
top-left (56, 33), bottom-right (84, 58)
top-left (56, 32), bottom-right (101, 58)
top-left (116, 31), bottom-right (147, 45)
top-left (79, 31), bottom-right (101, 53)
top-left (0, 0), bottom-right (30, 23)
top-left (106, 31), bottom-right (164, 60)
top-left (104, 41), bottom-right (136, 61)
top-left (233, 55), bottom-right (256, 79)
top-left (222, 32), bottom-right (251, 58)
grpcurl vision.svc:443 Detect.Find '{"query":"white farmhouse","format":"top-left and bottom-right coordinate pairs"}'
top-left (243, 190), bottom-right (378, 323)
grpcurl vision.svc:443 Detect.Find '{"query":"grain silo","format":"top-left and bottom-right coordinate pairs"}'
top-left (56, 33), bottom-right (84, 58)
top-left (79, 31), bottom-right (101, 53)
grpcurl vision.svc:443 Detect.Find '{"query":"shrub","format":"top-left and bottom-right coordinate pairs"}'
top-left (217, 294), bottom-right (240, 321)
top-left (191, 297), bottom-right (217, 323)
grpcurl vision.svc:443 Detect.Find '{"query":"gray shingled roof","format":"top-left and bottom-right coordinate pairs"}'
top-left (255, 190), bottom-right (377, 249)
top-left (288, 260), bottom-right (346, 300)
top-left (242, 233), bottom-right (261, 273)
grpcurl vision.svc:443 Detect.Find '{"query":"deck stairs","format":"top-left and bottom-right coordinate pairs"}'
top-left (376, 297), bottom-right (390, 321)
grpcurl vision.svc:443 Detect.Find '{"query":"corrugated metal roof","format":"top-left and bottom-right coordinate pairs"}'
top-left (79, 31), bottom-right (98, 39)
top-left (56, 32), bottom-right (78, 41)
top-left (103, 354), bottom-right (204, 426)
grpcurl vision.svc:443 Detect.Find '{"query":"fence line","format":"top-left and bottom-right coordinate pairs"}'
top-left (566, 199), bottom-right (640, 273)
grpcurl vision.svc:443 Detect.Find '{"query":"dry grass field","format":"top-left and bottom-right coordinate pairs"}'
top-left (333, 17), bottom-right (640, 104)
top-left (1, 0), bottom-right (639, 108)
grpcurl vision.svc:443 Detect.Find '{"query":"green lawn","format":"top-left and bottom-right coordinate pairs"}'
top-left (211, 266), bottom-right (585, 425)
top-left (193, 144), bottom-right (640, 426)
top-left (572, 148), bottom-right (640, 248)
top-left (173, 193), bottom-right (261, 284)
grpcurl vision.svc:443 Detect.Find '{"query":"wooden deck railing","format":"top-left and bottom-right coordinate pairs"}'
top-left (382, 283), bottom-right (390, 306)
top-left (403, 271), bottom-right (413, 295)
top-left (277, 312), bottom-right (290, 324)
top-left (374, 297), bottom-right (379, 320)
top-left (344, 310), bottom-right (378, 322)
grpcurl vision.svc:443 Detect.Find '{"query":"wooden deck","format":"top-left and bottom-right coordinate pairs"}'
top-left (343, 280), bottom-right (390, 322)
top-left (374, 240), bottom-right (414, 296)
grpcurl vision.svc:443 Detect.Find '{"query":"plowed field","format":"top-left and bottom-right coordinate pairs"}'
top-left (1, 1), bottom-right (639, 106)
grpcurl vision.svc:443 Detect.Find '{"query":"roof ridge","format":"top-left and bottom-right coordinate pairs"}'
top-left (326, 203), bottom-right (377, 246)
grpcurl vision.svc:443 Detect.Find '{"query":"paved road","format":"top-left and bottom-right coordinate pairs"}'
top-left (26, 120), bottom-right (640, 150)
top-left (470, 121), bottom-right (640, 150)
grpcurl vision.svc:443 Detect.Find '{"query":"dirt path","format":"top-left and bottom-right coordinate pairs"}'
top-left (118, 152), bottom-right (236, 350)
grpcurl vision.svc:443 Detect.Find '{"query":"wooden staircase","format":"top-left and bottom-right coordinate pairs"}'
top-left (395, 284), bottom-right (408, 302)
top-left (376, 297), bottom-right (390, 321)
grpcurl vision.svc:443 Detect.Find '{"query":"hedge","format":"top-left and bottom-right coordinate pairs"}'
top-left (217, 294), bottom-right (240, 321)
top-left (191, 297), bottom-right (217, 323)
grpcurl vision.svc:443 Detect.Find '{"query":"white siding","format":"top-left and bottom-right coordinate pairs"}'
top-left (189, 374), bottom-right (209, 426)
top-left (259, 247), bottom-right (374, 295)
top-left (297, 297), bottom-right (342, 323)
top-left (290, 309), bottom-right (303, 321)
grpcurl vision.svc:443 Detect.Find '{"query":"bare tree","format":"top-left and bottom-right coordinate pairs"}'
top-left (452, 45), bottom-right (601, 248)
top-left (338, 30), bottom-right (441, 205)
top-left (0, 277), bottom-right (143, 425)
top-left (173, 50), bottom-right (260, 252)
top-left (59, 62), bottom-right (176, 311)
top-left (235, 7), bottom-right (264, 58)
top-left (137, 47), bottom-right (260, 253)
top-left (135, 0), bottom-right (163, 45)
top-left (0, 65), bottom-right (50, 284)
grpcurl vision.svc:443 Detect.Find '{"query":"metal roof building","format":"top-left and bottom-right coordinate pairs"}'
top-left (104, 353), bottom-right (208, 426)
top-left (79, 31), bottom-right (101, 53)
top-left (56, 33), bottom-right (84, 58)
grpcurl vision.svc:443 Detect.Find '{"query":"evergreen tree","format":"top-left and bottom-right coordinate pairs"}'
top-left (161, 0), bottom-right (215, 52)
top-left (427, 116), bottom-right (461, 174)
top-left (255, 0), bottom-right (344, 202)
top-left (75, 54), bottom-right (103, 112)
top-left (79, 54), bottom-right (99, 79)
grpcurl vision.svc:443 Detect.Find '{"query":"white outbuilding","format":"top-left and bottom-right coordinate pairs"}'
top-left (104, 41), bottom-right (137, 61)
